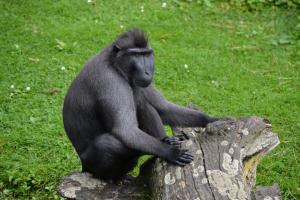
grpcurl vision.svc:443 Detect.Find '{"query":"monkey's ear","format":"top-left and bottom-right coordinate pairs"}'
top-left (113, 44), bottom-right (121, 52)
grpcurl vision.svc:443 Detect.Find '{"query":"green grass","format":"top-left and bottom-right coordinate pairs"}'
top-left (0, 0), bottom-right (299, 199)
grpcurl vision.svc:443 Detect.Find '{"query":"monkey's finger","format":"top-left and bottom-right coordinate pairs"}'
top-left (175, 145), bottom-right (182, 148)
top-left (179, 156), bottom-right (193, 162)
top-left (180, 152), bottom-right (194, 160)
top-left (169, 143), bottom-right (181, 148)
top-left (182, 151), bottom-right (193, 156)
top-left (180, 154), bottom-right (194, 159)
top-left (178, 156), bottom-right (193, 164)
top-left (179, 149), bottom-right (189, 153)
top-left (175, 160), bottom-right (187, 166)
top-left (181, 153), bottom-right (194, 159)
top-left (167, 139), bottom-right (183, 148)
top-left (169, 140), bottom-right (182, 145)
top-left (162, 136), bottom-right (180, 145)
top-left (176, 133), bottom-right (189, 141)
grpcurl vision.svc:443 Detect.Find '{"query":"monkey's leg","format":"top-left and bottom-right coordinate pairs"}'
top-left (80, 133), bottom-right (139, 180)
top-left (138, 103), bottom-right (187, 148)
top-left (137, 103), bottom-right (166, 140)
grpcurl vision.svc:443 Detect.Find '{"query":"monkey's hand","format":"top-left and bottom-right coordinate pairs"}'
top-left (162, 136), bottom-right (181, 148)
top-left (161, 134), bottom-right (189, 148)
top-left (165, 148), bottom-right (194, 166)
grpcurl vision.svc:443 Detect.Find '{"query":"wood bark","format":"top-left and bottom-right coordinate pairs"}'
top-left (57, 117), bottom-right (281, 200)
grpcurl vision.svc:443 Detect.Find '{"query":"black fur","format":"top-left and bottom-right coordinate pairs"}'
top-left (63, 29), bottom-right (219, 180)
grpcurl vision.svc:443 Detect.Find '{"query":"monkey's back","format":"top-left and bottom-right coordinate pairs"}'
top-left (62, 63), bottom-right (106, 154)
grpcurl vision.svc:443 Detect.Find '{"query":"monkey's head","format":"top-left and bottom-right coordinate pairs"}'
top-left (112, 29), bottom-right (154, 88)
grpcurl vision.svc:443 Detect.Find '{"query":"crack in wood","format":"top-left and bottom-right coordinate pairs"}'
top-left (199, 144), bottom-right (217, 200)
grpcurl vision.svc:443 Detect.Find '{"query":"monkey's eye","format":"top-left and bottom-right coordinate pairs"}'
top-left (130, 52), bottom-right (140, 56)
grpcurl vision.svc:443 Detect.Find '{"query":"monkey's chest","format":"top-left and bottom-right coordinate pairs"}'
top-left (132, 88), bottom-right (146, 109)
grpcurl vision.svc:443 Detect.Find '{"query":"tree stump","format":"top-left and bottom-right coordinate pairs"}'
top-left (57, 117), bottom-right (281, 200)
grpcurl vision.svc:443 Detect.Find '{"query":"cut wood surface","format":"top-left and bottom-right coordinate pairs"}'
top-left (58, 117), bottom-right (281, 200)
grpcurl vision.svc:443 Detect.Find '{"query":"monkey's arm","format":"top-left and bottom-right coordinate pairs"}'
top-left (160, 102), bottom-right (218, 127)
top-left (138, 103), bottom-right (187, 147)
top-left (96, 79), bottom-right (192, 165)
top-left (111, 109), bottom-right (193, 166)
top-left (144, 86), bottom-right (218, 127)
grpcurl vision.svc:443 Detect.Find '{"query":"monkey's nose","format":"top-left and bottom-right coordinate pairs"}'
top-left (145, 71), bottom-right (150, 75)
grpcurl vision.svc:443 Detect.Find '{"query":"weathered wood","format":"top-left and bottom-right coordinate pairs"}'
top-left (57, 117), bottom-right (281, 200)
top-left (57, 172), bottom-right (146, 200)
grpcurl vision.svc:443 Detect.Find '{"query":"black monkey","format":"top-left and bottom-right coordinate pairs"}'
top-left (63, 29), bottom-right (219, 180)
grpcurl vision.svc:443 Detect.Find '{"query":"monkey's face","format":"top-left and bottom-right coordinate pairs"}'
top-left (116, 47), bottom-right (154, 88)
top-left (130, 53), bottom-right (154, 87)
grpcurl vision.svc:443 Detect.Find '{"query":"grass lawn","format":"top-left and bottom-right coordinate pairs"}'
top-left (0, 0), bottom-right (299, 199)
